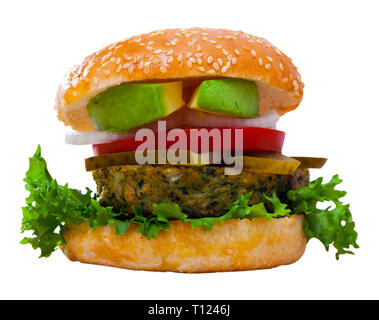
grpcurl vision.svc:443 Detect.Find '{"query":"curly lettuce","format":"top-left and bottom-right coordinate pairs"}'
top-left (288, 175), bottom-right (359, 259)
top-left (21, 146), bottom-right (358, 259)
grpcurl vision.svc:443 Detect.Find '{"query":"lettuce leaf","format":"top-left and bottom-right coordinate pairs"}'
top-left (21, 146), bottom-right (358, 260)
top-left (288, 175), bottom-right (359, 259)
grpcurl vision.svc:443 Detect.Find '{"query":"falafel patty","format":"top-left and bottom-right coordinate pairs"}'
top-left (93, 165), bottom-right (310, 218)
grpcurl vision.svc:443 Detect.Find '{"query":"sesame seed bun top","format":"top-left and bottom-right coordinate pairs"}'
top-left (56, 28), bottom-right (304, 132)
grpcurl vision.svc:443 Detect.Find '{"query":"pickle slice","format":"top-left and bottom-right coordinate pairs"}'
top-left (85, 151), bottom-right (301, 175)
top-left (291, 157), bottom-right (327, 169)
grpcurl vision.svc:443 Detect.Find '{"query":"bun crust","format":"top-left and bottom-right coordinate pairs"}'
top-left (61, 215), bottom-right (306, 273)
top-left (56, 28), bottom-right (304, 131)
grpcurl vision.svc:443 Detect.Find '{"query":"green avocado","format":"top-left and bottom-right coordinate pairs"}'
top-left (87, 81), bottom-right (184, 131)
top-left (189, 79), bottom-right (259, 118)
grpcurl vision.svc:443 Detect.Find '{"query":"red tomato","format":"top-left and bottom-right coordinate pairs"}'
top-left (92, 127), bottom-right (285, 156)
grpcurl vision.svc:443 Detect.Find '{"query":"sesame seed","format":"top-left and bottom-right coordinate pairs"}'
top-left (177, 54), bottom-right (183, 62)
top-left (148, 41), bottom-right (154, 45)
top-left (122, 63), bottom-right (129, 69)
top-left (104, 70), bottom-right (110, 76)
top-left (251, 50), bottom-right (256, 57)
top-left (275, 48), bottom-right (282, 56)
top-left (226, 61), bottom-right (231, 68)
top-left (221, 66), bottom-right (227, 73)
top-left (134, 38), bottom-right (141, 43)
top-left (281, 78), bottom-right (288, 83)
top-left (197, 58), bottom-right (202, 65)
top-left (266, 56), bottom-right (273, 62)
top-left (196, 44), bottom-right (202, 51)
top-left (209, 40), bottom-right (216, 44)
top-left (213, 62), bottom-right (220, 70)
top-left (167, 49), bottom-right (174, 55)
top-left (187, 61), bottom-right (193, 68)
top-left (138, 61), bottom-right (143, 69)
top-left (279, 63), bottom-right (284, 71)
top-left (116, 64), bottom-right (121, 73)
top-left (101, 52), bottom-right (112, 63)
top-left (195, 52), bottom-right (203, 58)
top-left (202, 36), bottom-right (208, 41)
top-left (146, 46), bottom-right (153, 50)
top-left (201, 32), bottom-right (208, 36)
top-left (116, 58), bottom-right (121, 65)
top-left (293, 80), bottom-right (299, 89)
top-left (258, 58), bottom-right (263, 66)
top-left (152, 59), bottom-right (160, 65)
top-left (222, 49), bottom-right (229, 55)
top-left (187, 52), bottom-right (192, 58)
top-left (110, 57), bottom-right (116, 62)
top-left (197, 66), bottom-right (205, 72)
top-left (189, 57), bottom-right (196, 63)
top-left (167, 56), bottom-right (174, 63)
top-left (207, 69), bottom-right (216, 74)
top-left (143, 65), bottom-right (150, 74)
top-left (232, 57), bottom-right (237, 65)
top-left (234, 49), bottom-right (240, 56)
top-left (227, 55), bottom-right (233, 61)
top-left (160, 66), bottom-right (167, 73)
top-left (216, 44), bottom-right (222, 49)
top-left (265, 63), bottom-right (271, 70)
top-left (217, 58), bottom-right (223, 66)
top-left (207, 56), bottom-right (214, 64)
top-left (153, 49), bottom-right (162, 54)
top-left (256, 39), bottom-right (263, 44)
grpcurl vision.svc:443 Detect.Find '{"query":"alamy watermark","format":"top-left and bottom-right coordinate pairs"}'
top-left (134, 121), bottom-right (244, 175)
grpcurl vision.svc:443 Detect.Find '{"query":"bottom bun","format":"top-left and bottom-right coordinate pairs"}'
top-left (61, 215), bottom-right (306, 273)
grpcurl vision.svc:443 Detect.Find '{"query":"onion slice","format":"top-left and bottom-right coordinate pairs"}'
top-left (65, 109), bottom-right (280, 145)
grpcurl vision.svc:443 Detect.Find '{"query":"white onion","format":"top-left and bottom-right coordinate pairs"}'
top-left (179, 108), bottom-right (279, 130)
top-left (65, 109), bottom-right (280, 145)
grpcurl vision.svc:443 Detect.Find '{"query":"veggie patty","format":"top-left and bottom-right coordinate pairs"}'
top-left (93, 165), bottom-right (310, 218)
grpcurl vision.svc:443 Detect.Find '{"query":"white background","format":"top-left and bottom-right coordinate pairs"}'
top-left (1, 0), bottom-right (378, 299)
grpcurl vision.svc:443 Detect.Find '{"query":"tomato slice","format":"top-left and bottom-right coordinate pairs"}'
top-left (92, 127), bottom-right (285, 156)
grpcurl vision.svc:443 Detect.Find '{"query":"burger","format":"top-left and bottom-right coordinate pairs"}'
top-left (21, 28), bottom-right (358, 272)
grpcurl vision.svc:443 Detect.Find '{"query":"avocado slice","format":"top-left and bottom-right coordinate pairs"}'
top-left (188, 79), bottom-right (259, 118)
top-left (87, 81), bottom-right (184, 131)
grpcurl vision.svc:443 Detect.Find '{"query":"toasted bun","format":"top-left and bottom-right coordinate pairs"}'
top-left (61, 215), bottom-right (306, 273)
top-left (56, 28), bottom-right (304, 131)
